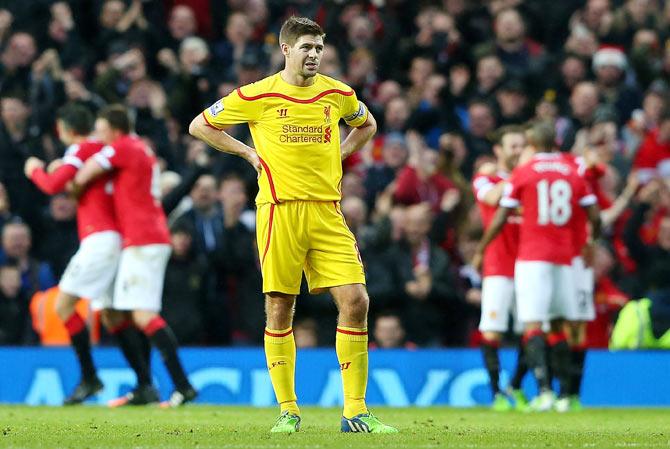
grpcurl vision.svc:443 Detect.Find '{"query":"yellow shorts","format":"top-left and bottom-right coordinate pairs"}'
top-left (256, 200), bottom-right (366, 295)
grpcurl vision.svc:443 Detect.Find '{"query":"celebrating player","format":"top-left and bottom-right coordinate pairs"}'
top-left (474, 122), bottom-right (601, 412)
top-left (24, 104), bottom-right (152, 405)
top-left (74, 105), bottom-right (197, 407)
top-left (472, 126), bottom-right (524, 411)
top-left (189, 17), bottom-right (397, 433)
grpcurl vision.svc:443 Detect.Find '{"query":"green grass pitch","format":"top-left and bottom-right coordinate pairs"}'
top-left (0, 406), bottom-right (668, 448)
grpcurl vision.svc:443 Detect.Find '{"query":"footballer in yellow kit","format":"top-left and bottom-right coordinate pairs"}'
top-left (201, 68), bottom-right (367, 294)
top-left (190, 15), bottom-right (397, 435)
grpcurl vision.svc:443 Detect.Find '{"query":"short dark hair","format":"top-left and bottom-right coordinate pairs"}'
top-left (526, 121), bottom-right (556, 151)
top-left (279, 16), bottom-right (325, 46)
top-left (494, 125), bottom-right (525, 145)
top-left (56, 103), bottom-right (94, 136)
top-left (98, 104), bottom-right (131, 134)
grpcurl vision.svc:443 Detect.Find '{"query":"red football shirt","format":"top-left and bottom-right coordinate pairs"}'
top-left (31, 140), bottom-right (117, 240)
top-left (473, 172), bottom-right (519, 277)
top-left (633, 128), bottom-right (670, 182)
top-left (93, 135), bottom-right (170, 247)
top-left (500, 153), bottom-right (596, 265)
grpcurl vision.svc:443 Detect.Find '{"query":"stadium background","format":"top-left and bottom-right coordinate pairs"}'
top-left (0, 0), bottom-right (669, 406)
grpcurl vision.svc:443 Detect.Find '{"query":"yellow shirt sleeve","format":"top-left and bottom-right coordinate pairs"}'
top-left (202, 87), bottom-right (262, 129)
top-left (340, 90), bottom-right (368, 128)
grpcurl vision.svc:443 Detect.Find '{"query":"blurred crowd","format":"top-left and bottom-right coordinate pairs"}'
top-left (1, 0), bottom-right (670, 348)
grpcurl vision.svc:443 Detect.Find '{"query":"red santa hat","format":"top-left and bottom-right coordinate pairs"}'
top-left (592, 46), bottom-right (627, 70)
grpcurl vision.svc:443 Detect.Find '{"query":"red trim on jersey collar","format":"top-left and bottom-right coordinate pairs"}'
top-left (202, 111), bottom-right (221, 130)
top-left (261, 203), bottom-right (275, 267)
top-left (237, 87), bottom-right (354, 104)
top-left (258, 157), bottom-right (280, 203)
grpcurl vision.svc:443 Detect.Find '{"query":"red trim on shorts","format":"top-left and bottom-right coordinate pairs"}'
top-left (261, 204), bottom-right (275, 266)
top-left (109, 319), bottom-right (132, 335)
top-left (237, 87), bottom-right (353, 104)
top-left (571, 342), bottom-right (587, 351)
top-left (64, 312), bottom-right (86, 336)
top-left (333, 201), bottom-right (363, 264)
top-left (264, 328), bottom-right (293, 338)
top-left (258, 157), bottom-right (280, 203)
top-left (480, 336), bottom-right (500, 348)
top-left (336, 327), bottom-right (368, 336)
top-left (144, 316), bottom-right (167, 337)
top-left (547, 331), bottom-right (567, 346)
top-left (201, 111), bottom-right (220, 130)
top-left (522, 328), bottom-right (545, 344)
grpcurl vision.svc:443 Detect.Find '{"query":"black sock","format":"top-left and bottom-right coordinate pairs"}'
top-left (116, 326), bottom-right (152, 387)
top-left (549, 338), bottom-right (572, 398)
top-left (525, 334), bottom-right (550, 391)
top-left (71, 327), bottom-right (97, 381)
top-left (571, 348), bottom-right (586, 396)
top-left (140, 331), bottom-right (152, 371)
top-left (149, 325), bottom-right (191, 391)
top-left (481, 342), bottom-right (501, 396)
top-left (510, 340), bottom-right (527, 390)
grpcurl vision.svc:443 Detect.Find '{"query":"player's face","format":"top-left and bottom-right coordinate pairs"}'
top-left (499, 132), bottom-right (526, 170)
top-left (56, 119), bottom-right (74, 146)
top-left (94, 118), bottom-right (114, 144)
top-left (285, 34), bottom-right (324, 78)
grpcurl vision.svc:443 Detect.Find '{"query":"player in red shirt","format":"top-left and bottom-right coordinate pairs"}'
top-left (24, 104), bottom-right (152, 406)
top-left (74, 105), bottom-right (196, 407)
top-left (472, 126), bottom-right (524, 411)
top-left (474, 122), bottom-right (601, 412)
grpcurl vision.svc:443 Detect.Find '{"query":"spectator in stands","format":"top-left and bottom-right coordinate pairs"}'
top-left (592, 47), bottom-right (642, 126)
top-left (632, 111), bottom-right (670, 183)
top-left (0, 94), bottom-right (45, 226)
top-left (387, 203), bottom-right (462, 346)
top-left (560, 81), bottom-right (600, 150)
top-left (371, 312), bottom-right (415, 349)
top-left (463, 100), bottom-right (497, 177)
top-left (35, 193), bottom-right (78, 279)
top-left (164, 5), bottom-right (197, 52)
top-left (294, 318), bottom-right (318, 349)
top-left (475, 8), bottom-right (547, 82)
top-left (0, 31), bottom-right (37, 96)
top-left (0, 220), bottom-right (56, 297)
top-left (364, 132), bottom-right (407, 210)
top-left (394, 131), bottom-right (459, 213)
top-left (174, 174), bottom-right (224, 257)
top-left (624, 180), bottom-right (670, 297)
top-left (0, 262), bottom-right (31, 344)
top-left (162, 222), bottom-right (207, 345)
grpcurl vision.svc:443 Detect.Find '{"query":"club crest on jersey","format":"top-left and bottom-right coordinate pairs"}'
top-left (323, 105), bottom-right (331, 124)
top-left (209, 100), bottom-right (224, 116)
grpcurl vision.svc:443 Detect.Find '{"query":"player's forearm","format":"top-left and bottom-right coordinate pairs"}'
top-left (341, 121), bottom-right (376, 161)
top-left (476, 207), bottom-right (510, 253)
top-left (587, 204), bottom-right (602, 241)
top-left (189, 117), bottom-right (256, 162)
top-left (601, 187), bottom-right (635, 228)
top-left (31, 166), bottom-right (77, 195)
top-left (481, 183), bottom-right (506, 206)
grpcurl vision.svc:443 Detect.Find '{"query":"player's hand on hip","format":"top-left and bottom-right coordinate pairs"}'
top-left (24, 157), bottom-right (45, 178)
top-left (245, 150), bottom-right (262, 177)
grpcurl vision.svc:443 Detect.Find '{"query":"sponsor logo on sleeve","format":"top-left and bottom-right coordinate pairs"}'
top-left (209, 100), bottom-right (224, 116)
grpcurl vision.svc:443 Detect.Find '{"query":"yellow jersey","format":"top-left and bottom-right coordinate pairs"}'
top-left (202, 73), bottom-right (369, 204)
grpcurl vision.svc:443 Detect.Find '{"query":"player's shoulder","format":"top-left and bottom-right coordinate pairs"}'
top-left (235, 74), bottom-right (281, 99)
top-left (316, 74), bottom-right (355, 95)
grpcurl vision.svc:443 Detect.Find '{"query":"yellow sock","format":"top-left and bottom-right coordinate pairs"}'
top-left (264, 327), bottom-right (300, 416)
top-left (336, 326), bottom-right (369, 418)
